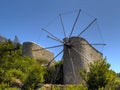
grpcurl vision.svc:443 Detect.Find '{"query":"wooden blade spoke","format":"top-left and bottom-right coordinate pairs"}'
top-left (47, 49), bottom-right (63, 67)
top-left (79, 43), bottom-right (106, 46)
top-left (42, 28), bottom-right (64, 44)
top-left (47, 35), bottom-right (64, 44)
top-left (32, 45), bottom-right (63, 51)
top-left (69, 9), bottom-right (81, 38)
top-left (78, 18), bottom-right (97, 37)
top-left (71, 47), bottom-right (90, 63)
top-left (68, 48), bottom-right (76, 80)
top-left (90, 44), bottom-right (106, 46)
top-left (59, 14), bottom-right (66, 38)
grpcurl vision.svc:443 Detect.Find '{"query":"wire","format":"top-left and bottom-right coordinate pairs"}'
top-left (82, 10), bottom-right (95, 19)
top-left (68, 48), bottom-right (77, 81)
top-left (60, 9), bottom-right (79, 16)
top-left (96, 20), bottom-right (105, 44)
top-left (81, 10), bottom-right (106, 52)
top-left (69, 9), bottom-right (81, 38)
top-left (52, 60), bottom-right (63, 84)
top-left (71, 47), bottom-right (91, 63)
top-left (78, 18), bottom-right (97, 37)
top-left (43, 16), bottom-right (59, 29)
top-left (96, 20), bottom-right (106, 52)
top-left (59, 14), bottom-right (66, 38)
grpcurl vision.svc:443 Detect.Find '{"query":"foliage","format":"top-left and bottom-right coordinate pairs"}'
top-left (0, 41), bottom-right (47, 89)
top-left (51, 85), bottom-right (60, 90)
top-left (23, 64), bottom-right (46, 90)
top-left (105, 70), bottom-right (120, 90)
top-left (66, 84), bottom-right (87, 90)
top-left (80, 58), bottom-right (120, 90)
top-left (0, 83), bottom-right (19, 90)
top-left (117, 73), bottom-right (120, 77)
top-left (36, 58), bottom-right (49, 65)
top-left (45, 61), bottom-right (63, 84)
top-left (1, 40), bottom-right (120, 90)
top-left (40, 84), bottom-right (87, 90)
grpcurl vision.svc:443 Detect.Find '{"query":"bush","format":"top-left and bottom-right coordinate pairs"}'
top-left (51, 85), bottom-right (60, 90)
top-left (23, 64), bottom-right (46, 90)
top-left (0, 83), bottom-right (19, 90)
top-left (45, 61), bottom-right (63, 84)
top-left (80, 58), bottom-right (120, 90)
top-left (0, 41), bottom-right (47, 89)
top-left (40, 84), bottom-right (87, 90)
top-left (66, 84), bottom-right (87, 90)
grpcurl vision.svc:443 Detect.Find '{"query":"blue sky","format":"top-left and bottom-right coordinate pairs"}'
top-left (0, 0), bottom-right (120, 73)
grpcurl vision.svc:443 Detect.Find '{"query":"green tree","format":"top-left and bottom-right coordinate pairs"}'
top-left (23, 64), bottom-right (46, 90)
top-left (0, 41), bottom-right (47, 89)
top-left (80, 59), bottom-right (120, 90)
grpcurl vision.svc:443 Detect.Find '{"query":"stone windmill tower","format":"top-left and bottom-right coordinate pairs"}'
top-left (38, 9), bottom-right (106, 84)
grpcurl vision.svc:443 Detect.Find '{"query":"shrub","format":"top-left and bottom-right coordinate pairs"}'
top-left (23, 64), bottom-right (46, 90)
top-left (80, 58), bottom-right (120, 90)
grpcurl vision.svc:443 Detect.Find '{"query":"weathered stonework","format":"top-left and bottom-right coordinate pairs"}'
top-left (63, 37), bottom-right (102, 84)
top-left (22, 42), bottom-right (54, 61)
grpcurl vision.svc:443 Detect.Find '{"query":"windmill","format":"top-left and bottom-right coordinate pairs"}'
top-left (38, 9), bottom-right (106, 84)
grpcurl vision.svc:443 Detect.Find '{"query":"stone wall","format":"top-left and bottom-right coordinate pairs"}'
top-left (63, 37), bottom-right (103, 84)
top-left (22, 42), bottom-right (54, 61)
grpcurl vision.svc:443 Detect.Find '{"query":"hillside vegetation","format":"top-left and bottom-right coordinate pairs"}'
top-left (0, 40), bottom-right (46, 89)
top-left (0, 40), bottom-right (120, 90)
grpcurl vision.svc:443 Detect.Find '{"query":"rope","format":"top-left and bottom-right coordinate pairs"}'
top-left (79, 10), bottom-right (106, 52)
top-left (82, 10), bottom-right (95, 19)
top-left (96, 20), bottom-right (106, 52)
top-left (49, 60), bottom-right (63, 84)
top-left (60, 9), bottom-right (79, 16)
top-left (43, 16), bottom-right (59, 29)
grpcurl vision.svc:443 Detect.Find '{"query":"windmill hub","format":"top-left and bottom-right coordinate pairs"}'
top-left (63, 37), bottom-right (72, 48)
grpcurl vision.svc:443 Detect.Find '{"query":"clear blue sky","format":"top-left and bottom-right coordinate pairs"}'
top-left (0, 0), bottom-right (120, 73)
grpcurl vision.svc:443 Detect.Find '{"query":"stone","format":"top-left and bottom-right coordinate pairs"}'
top-left (63, 37), bottom-right (102, 84)
top-left (22, 42), bottom-right (54, 62)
